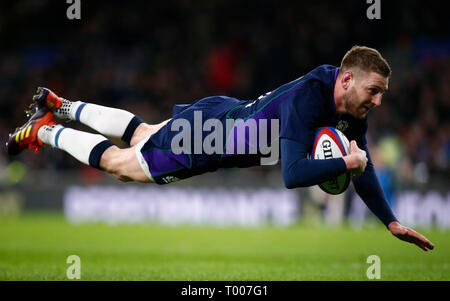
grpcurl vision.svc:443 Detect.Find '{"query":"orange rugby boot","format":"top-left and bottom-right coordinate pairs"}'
top-left (31, 87), bottom-right (64, 110)
top-left (6, 106), bottom-right (56, 155)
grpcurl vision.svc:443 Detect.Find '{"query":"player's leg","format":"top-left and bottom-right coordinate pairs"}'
top-left (32, 87), bottom-right (163, 147)
top-left (7, 106), bottom-right (152, 183)
top-left (37, 123), bottom-right (152, 183)
top-left (129, 119), bottom-right (171, 146)
top-left (99, 145), bottom-right (150, 182)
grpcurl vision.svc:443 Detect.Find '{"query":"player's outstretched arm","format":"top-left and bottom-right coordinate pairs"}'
top-left (388, 221), bottom-right (435, 251)
top-left (351, 143), bottom-right (434, 251)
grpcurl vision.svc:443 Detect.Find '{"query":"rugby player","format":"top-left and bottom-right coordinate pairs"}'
top-left (6, 46), bottom-right (434, 251)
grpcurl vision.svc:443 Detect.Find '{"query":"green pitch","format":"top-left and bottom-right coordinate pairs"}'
top-left (0, 212), bottom-right (449, 280)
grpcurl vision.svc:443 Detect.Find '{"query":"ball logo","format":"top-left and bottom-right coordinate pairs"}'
top-left (322, 140), bottom-right (333, 159)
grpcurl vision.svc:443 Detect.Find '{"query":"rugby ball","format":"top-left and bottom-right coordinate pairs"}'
top-left (311, 127), bottom-right (351, 195)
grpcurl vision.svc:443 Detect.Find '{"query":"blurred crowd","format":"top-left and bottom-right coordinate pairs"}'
top-left (0, 1), bottom-right (448, 187)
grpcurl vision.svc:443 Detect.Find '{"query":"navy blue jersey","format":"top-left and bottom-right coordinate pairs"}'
top-left (140, 64), bottom-right (368, 184)
top-left (137, 64), bottom-right (397, 226)
top-left (139, 65), bottom-right (368, 183)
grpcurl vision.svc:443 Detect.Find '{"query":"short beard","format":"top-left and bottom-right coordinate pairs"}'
top-left (343, 87), bottom-right (361, 118)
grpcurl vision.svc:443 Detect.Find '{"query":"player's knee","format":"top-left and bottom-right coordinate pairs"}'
top-left (130, 123), bottom-right (153, 146)
top-left (101, 147), bottom-right (130, 178)
top-left (101, 146), bottom-right (151, 183)
top-left (115, 155), bottom-right (134, 181)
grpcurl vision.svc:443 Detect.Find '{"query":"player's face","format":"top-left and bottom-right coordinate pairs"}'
top-left (343, 71), bottom-right (388, 119)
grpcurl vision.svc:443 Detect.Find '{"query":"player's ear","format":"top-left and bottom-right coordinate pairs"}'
top-left (341, 71), bottom-right (353, 90)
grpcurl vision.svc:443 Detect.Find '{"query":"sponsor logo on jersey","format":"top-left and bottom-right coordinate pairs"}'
top-left (336, 120), bottom-right (349, 132)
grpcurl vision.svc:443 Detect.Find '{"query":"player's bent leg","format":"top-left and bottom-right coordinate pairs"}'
top-left (37, 124), bottom-right (153, 183)
top-left (99, 146), bottom-right (152, 183)
top-left (32, 87), bottom-right (144, 145)
top-left (129, 123), bottom-right (153, 147)
top-left (129, 119), bottom-right (171, 147)
top-left (32, 87), bottom-right (170, 148)
top-left (9, 119), bottom-right (153, 184)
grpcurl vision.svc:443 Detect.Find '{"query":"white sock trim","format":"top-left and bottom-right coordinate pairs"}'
top-left (37, 124), bottom-right (64, 147)
top-left (70, 101), bottom-right (87, 121)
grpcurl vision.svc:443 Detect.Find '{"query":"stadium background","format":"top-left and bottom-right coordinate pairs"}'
top-left (0, 0), bottom-right (449, 280)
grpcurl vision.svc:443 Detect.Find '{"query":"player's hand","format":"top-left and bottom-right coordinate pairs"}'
top-left (388, 221), bottom-right (435, 251)
top-left (343, 140), bottom-right (368, 179)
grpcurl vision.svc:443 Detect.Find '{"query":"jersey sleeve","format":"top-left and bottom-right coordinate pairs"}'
top-left (341, 117), bottom-right (397, 227)
top-left (279, 81), bottom-right (328, 149)
top-left (352, 144), bottom-right (398, 228)
top-left (281, 138), bottom-right (347, 188)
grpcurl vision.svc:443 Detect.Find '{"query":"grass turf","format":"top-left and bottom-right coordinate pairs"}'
top-left (0, 212), bottom-right (449, 280)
